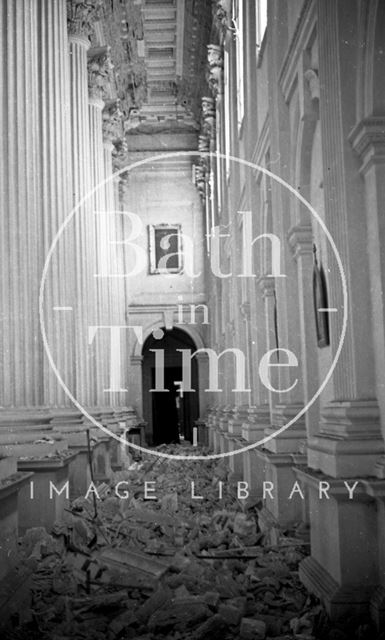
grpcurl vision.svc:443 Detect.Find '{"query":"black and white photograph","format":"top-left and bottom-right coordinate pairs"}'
top-left (1, 0), bottom-right (385, 638)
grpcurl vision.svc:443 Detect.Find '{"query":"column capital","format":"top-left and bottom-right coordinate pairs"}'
top-left (68, 33), bottom-right (90, 50)
top-left (194, 163), bottom-right (207, 200)
top-left (240, 301), bottom-right (251, 320)
top-left (308, 399), bottom-right (384, 477)
top-left (87, 47), bottom-right (114, 102)
top-left (88, 95), bottom-right (104, 111)
top-left (213, 0), bottom-right (233, 39)
top-left (206, 44), bottom-right (224, 98)
top-left (113, 139), bottom-right (129, 172)
top-left (349, 116), bottom-right (385, 174)
top-left (201, 96), bottom-right (216, 139)
top-left (258, 275), bottom-right (275, 298)
top-left (67, 0), bottom-right (104, 39)
top-left (287, 224), bottom-right (314, 260)
top-left (102, 101), bottom-right (124, 145)
top-left (304, 68), bottom-right (320, 102)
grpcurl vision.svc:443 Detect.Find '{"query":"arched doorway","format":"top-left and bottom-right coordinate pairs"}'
top-left (141, 327), bottom-right (199, 446)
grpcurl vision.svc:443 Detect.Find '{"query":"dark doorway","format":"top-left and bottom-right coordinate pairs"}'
top-left (142, 328), bottom-right (199, 446)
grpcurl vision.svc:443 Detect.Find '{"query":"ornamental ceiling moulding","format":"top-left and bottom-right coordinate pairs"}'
top-left (67, 0), bottom-right (105, 38)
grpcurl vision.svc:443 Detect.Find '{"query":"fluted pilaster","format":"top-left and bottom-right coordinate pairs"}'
top-left (288, 224), bottom-right (319, 439)
top-left (317, 0), bottom-right (375, 400)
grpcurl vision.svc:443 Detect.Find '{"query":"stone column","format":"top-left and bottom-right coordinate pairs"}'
top-left (37, 0), bottom-right (75, 414)
top-left (102, 103), bottom-right (128, 411)
top-left (87, 46), bottom-right (113, 411)
top-left (258, 276), bottom-right (279, 420)
top-left (256, 275), bottom-right (307, 535)
top-left (288, 225), bottom-right (319, 441)
top-left (0, 1), bottom-right (75, 545)
top-left (69, 33), bottom-right (93, 409)
top-left (129, 356), bottom-right (144, 422)
top-left (0, 0), bottom-right (42, 415)
top-left (0, 0), bottom-right (72, 440)
top-left (89, 93), bottom-right (107, 409)
top-left (67, 1), bottom-right (101, 410)
top-left (242, 182), bottom-right (271, 446)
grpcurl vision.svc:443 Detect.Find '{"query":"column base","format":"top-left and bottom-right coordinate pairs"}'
top-left (299, 555), bottom-right (374, 621)
top-left (255, 449), bottom-right (307, 532)
top-left (242, 404), bottom-right (270, 443)
top-left (371, 586), bottom-right (385, 630)
top-left (49, 408), bottom-right (83, 427)
top-left (0, 457), bottom-right (33, 581)
top-left (296, 467), bottom-right (385, 624)
top-left (67, 447), bottom-right (92, 499)
top-left (93, 438), bottom-right (112, 482)
top-left (265, 403), bottom-right (307, 453)
top-left (243, 447), bottom-right (267, 501)
top-left (17, 452), bottom-right (76, 535)
top-left (0, 429), bottom-right (67, 459)
top-left (195, 419), bottom-right (210, 447)
top-left (212, 427), bottom-right (222, 454)
top-left (309, 400), bottom-right (385, 477)
top-left (219, 431), bottom-right (230, 454)
top-left (308, 435), bottom-right (384, 477)
top-left (226, 436), bottom-right (244, 479)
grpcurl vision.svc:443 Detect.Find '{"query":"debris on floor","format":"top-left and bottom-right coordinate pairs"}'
top-left (1, 444), bottom-right (382, 640)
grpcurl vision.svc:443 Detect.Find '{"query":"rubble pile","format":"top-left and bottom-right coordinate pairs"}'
top-left (1, 445), bottom-right (381, 640)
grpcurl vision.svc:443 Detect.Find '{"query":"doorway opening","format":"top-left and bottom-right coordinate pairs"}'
top-left (141, 327), bottom-right (199, 446)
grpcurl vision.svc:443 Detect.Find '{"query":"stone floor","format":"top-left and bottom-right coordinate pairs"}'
top-left (0, 444), bottom-right (383, 640)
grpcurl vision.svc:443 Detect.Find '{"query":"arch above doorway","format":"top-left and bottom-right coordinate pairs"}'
top-left (132, 319), bottom-right (206, 358)
top-left (141, 327), bottom-right (200, 446)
